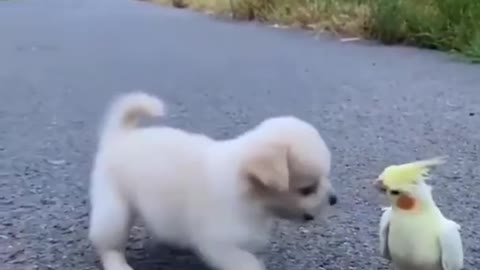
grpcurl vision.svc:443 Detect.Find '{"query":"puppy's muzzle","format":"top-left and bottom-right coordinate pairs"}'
top-left (302, 192), bottom-right (337, 222)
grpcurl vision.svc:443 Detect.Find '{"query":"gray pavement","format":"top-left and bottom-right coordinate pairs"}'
top-left (0, 0), bottom-right (479, 269)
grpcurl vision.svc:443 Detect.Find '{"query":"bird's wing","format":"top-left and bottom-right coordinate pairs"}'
top-left (439, 219), bottom-right (464, 270)
top-left (379, 206), bottom-right (392, 260)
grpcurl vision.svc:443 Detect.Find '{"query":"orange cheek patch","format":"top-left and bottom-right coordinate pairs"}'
top-left (396, 194), bottom-right (416, 210)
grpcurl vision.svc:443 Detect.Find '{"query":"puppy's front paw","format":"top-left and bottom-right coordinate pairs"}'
top-left (106, 265), bottom-right (134, 270)
top-left (100, 250), bottom-right (135, 270)
top-left (233, 254), bottom-right (265, 270)
top-left (102, 260), bottom-right (134, 270)
top-left (197, 245), bottom-right (265, 270)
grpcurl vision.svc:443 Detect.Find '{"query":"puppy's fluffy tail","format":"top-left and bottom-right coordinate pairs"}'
top-left (99, 92), bottom-right (165, 143)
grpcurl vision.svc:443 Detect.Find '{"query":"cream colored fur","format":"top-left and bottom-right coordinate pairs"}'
top-left (88, 92), bottom-right (336, 270)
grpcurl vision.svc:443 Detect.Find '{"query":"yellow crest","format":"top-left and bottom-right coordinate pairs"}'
top-left (380, 156), bottom-right (446, 189)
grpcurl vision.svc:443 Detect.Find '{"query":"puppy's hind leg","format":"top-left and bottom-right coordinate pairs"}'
top-left (88, 175), bottom-right (134, 270)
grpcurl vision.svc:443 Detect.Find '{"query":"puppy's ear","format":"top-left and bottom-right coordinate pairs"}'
top-left (243, 143), bottom-right (290, 192)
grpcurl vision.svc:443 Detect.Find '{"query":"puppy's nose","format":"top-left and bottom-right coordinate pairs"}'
top-left (328, 194), bottom-right (338, 206)
top-left (303, 213), bottom-right (315, 221)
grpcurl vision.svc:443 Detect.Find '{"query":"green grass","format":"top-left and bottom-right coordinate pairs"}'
top-left (153, 0), bottom-right (480, 60)
top-left (369, 0), bottom-right (480, 60)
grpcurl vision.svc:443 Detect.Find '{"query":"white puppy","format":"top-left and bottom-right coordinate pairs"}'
top-left (88, 92), bottom-right (337, 270)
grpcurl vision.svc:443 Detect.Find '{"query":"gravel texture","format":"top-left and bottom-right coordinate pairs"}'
top-left (0, 0), bottom-right (479, 269)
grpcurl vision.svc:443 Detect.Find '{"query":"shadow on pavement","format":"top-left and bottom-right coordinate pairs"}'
top-left (127, 243), bottom-right (210, 270)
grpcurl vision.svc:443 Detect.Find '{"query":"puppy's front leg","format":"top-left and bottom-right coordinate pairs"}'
top-left (196, 244), bottom-right (265, 270)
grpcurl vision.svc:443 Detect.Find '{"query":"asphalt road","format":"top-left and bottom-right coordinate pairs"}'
top-left (1, 0), bottom-right (479, 269)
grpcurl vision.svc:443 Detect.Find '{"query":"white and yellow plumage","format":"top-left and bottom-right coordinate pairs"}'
top-left (375, 157), bottom-right (464, 270)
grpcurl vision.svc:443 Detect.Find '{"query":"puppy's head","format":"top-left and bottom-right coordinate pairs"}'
top-left (240, 117), bottom-right (336, 223)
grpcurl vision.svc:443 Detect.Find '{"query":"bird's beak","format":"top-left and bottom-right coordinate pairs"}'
top-left (373, 178), bottom-right (386, 192)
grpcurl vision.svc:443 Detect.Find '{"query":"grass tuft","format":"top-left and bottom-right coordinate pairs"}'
top-left (151, 0), bottom-right (480, 60)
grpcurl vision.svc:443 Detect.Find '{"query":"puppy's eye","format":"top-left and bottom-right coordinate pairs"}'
top-left (390, 190), bottom-right (400, 195)
top-left (298, 185), bottom-right (317, 196)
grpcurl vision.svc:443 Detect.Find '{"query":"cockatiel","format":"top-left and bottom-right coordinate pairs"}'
top-left (374, 157), bottom-right (464, 270)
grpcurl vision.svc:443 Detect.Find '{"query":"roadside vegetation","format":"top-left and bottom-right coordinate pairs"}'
top-left (152, 0), bottom-right (480, 61)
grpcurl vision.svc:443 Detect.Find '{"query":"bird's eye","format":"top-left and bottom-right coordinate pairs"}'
top-left (298, 185), bottom-right (317, 196)
top-left (390, 190), bottom-right (400, 195)
top-left (379, 187), bottom-right (387, 193)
